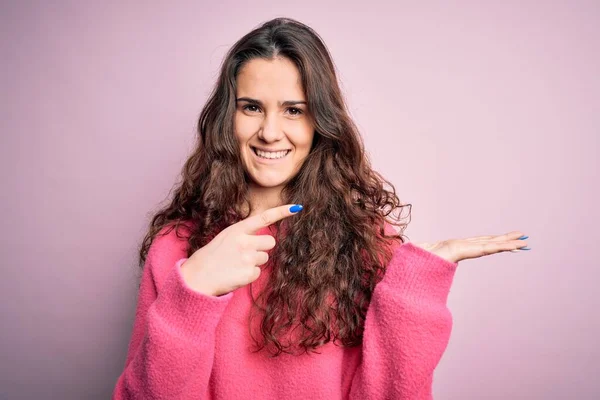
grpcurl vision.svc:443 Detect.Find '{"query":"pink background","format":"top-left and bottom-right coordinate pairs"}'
top-left (1, 1), bottom-right (598, 399)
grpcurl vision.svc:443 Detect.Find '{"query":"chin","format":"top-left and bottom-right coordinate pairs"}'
top-left (246, 170), bottom-right (295, 188)
top-left (252, 177), bottom-right (288, 188)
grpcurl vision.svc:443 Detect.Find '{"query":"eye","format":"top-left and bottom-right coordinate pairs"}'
top-left (243, 104), bottom-right (261, 113)
top-left (287, 107), bottom-right (303, 116)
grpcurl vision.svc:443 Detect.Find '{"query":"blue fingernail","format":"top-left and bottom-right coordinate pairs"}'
top-left (518, 235), bottom-right (529, 240)
top-left (520, 247), bottom-right (531, 250)
top-left (289, 204), bottom-right (303, 213)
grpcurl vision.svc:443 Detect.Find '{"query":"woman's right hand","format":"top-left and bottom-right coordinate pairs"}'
top-left (180, 204), bottom-right (303, 296)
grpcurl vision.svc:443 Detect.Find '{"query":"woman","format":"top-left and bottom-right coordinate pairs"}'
top-left (113, 17), bottom-right (529, 399)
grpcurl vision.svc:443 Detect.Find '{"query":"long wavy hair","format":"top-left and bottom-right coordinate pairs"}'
top-left (138, 17), bottom-right (411, 355)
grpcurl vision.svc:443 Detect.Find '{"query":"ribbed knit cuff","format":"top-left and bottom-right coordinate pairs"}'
top-left (152, 258), bottom-right (233, 339)
top-left (383, 242), bottom-right (458, 305)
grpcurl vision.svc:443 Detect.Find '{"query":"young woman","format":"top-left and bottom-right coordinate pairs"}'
top-left (113, 17), bottom-right (530, 399)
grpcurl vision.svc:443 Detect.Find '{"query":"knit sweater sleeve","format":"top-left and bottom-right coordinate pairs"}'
top-left (112, 237), bottom-right (232, 399)
top-left (349, 241), bottom-right (458, 399)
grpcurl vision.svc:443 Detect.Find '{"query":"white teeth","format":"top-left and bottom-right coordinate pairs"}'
top-left (254, 148), bottom-right (290, 159)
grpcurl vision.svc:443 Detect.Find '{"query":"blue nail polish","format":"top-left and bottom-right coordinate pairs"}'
top-left (520, 247), bottom-right (531, 250)
top-left (289, 204), bottom-right (303, 213)
top-left (518, 235), bottom-right (529, 240)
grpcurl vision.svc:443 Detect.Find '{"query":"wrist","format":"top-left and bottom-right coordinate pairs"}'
top-left (180, 260), bottom-right (218, 296)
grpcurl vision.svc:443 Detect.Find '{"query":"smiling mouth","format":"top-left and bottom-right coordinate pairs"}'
top-left (251, 147), bottom-right (291, 160)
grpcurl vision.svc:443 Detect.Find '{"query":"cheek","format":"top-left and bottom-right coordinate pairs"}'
top-left (289, 125), bottom-right (314, 151)
top-left (300, 133), bottom-right (315, 153)
top-left (234, 114), bottom-right (258, 143)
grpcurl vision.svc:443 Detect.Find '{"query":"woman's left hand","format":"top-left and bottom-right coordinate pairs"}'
top-left (414, 231), bottom-right (530, 264)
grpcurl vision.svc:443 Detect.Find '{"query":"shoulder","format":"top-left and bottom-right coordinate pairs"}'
top-left (382, 219), bottom-right (404, 252)
top-left (146, 222), bottom-right (193, 291)
top-left (383, 220), bottom-right (399, 236)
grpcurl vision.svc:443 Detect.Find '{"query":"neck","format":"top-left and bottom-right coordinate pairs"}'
top-left (247, 183), bottom-right (284, 216)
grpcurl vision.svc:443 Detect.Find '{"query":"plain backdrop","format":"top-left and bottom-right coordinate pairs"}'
top-left (1, 1), bottom-right (598, 399)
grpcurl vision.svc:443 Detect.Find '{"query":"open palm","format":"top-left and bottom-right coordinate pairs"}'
top-left (415, 231), bottom-right (530, 264)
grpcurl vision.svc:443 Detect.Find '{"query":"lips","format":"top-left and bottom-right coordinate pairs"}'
top-left (251, 146), bottom-right (291, 159)
top-left (251, 146), bottom-right (291, 153)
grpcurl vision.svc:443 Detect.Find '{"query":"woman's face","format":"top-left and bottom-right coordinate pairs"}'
top-left (234, 57), bottom-right (315, 193)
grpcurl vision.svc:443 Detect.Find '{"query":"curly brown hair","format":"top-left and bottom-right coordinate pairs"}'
top-left (138, 17), bottom-right (411, 355)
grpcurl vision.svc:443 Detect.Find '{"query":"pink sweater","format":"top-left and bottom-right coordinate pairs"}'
top-left (113, 225), bottom-right (458, 399)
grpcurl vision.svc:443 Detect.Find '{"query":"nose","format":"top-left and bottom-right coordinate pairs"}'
top-left (257, 113), bottom-right (284, 143)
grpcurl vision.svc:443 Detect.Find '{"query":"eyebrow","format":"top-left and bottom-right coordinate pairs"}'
top-left (235, 97), bottom-right (307, 107)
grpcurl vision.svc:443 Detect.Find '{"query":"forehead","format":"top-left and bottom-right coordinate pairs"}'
top-left (236, 57), bottom-right (305, 98)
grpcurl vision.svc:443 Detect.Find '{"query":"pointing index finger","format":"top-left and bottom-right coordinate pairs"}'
top-left (241, 204), bottom-right (303, 234)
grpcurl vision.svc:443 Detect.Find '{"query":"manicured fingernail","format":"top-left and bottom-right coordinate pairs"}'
top-left (289, 204), bottom-right (303, 213)
top-left (520, 246), bottom-right (531, 250)
top-left (518, 235), bottom-right (529, 240)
